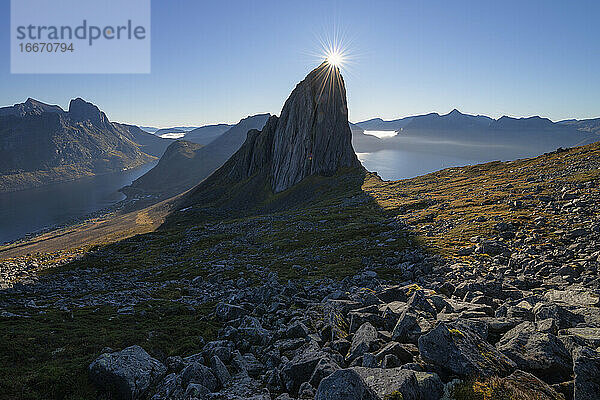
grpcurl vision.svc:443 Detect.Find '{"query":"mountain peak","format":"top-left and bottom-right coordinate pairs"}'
top-left (270, 63), bottom-right (360, 192)
top-left (181, 63), bottom-right (361, 210)
top-left (0, 98), bottom-right (64, 117)
top-left (68, 98), bottom-right (109, 125)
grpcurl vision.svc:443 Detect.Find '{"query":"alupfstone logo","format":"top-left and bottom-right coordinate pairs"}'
top-left (11, 0), bottom-right (151, 74)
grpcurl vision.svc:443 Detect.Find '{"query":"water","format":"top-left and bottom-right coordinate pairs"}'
top-left (357, 149), bottom-right (489, 181)
top-left (363, 130), bottom-right (398, 139)
top-left (0, 162), bottom-right (157, 244)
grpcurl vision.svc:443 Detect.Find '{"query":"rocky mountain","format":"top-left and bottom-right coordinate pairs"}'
top-left (122, 114), bottom-right (269, 199)
top-left (0, 98), bottom-right (173, 192)
top-left (562, 117), bottom-right (600, 134)
top-left (352, 109), bottom-right (600, 160)
top-left (183, 123), bottom-right (232, 145)
top-left (172, 62), bottom-right (361, 216)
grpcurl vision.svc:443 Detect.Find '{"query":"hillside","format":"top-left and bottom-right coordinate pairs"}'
top-left (122, 114), bottom-right (270, 200)
top-left (183, 123), bottom-right (232, 145)
top-left (0, 98), bottom-right (173, 192)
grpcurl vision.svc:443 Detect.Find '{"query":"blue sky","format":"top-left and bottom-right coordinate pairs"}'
top-left (1, 0), bottom-right (599, 127)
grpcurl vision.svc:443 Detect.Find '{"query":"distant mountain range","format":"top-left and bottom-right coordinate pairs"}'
top-left (0, 98), bottom-right (173, 192)
top-left (352, 109), bottom-right (600, 160)
top-left (121, 114), bottom-right (269, 199)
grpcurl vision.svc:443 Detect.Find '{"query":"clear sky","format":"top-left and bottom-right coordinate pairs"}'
top-left (1, 0), bottom-right (599, 127)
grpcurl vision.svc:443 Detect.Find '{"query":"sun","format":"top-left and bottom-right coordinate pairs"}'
top-left (326, 50), bottom-right (345, 67)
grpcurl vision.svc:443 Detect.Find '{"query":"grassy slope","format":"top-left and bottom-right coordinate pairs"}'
top-left (0, 141), bottom-right (598, 399)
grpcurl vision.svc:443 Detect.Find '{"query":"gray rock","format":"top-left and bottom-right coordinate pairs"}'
top-left (497, 321), bottom-right (572, 383)
top-left (286, 321), bottom-right (310, 339)
top-left (89, 345), bottom-right (167, 400)
top-left (573, 346), bottom-right (600, 400)
top-left (414, 371), bottom-right (444, 400)
top-left (352, 367), bottom-right (420, 399)
top-left (150, 373), bottom-right (184, 400)
top-left (374, 342), bottom-right (413, 364)
top-left (184, 383), bottom-right (210, 399)
top-left (270, 63), bottom-right (360, 193)
top-left (418, 323), bottom-right (515, 378)
top-left (215, 302), bottom-right (246, 321)
top-left (502, 370), bottom-right (564, 400)
top-left (209, 355), bottom-right (231, 387)
top-left (315, 369), bottom-right (379, 400)
top-left (201, 340), bottom-right (234, 363)
top-left (391, 311), bottom-right (424, 343)
top-left (347, 322), bottom-right (378, 361)
top-left (309, 358), bottom-right (340, 388)
top-left (281, 343), bottom-right (330, 394)
top-left (180, 362), bottom-right (218, 392)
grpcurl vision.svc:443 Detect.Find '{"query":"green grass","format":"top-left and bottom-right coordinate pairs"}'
top-left (0, 301), bottom-right (219, 400)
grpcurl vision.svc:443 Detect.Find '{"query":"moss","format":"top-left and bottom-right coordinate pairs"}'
top-left (0, 302), bottom-right (219, 400)
top-left (384, 391), bottom-right (404, 400)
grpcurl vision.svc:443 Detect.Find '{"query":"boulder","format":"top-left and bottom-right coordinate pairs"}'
top-left (418, 323), bottom-right (515, 378)
top-left (352, 367), bottom-right (420, 399)
top-left (89, 345), bottom-right (166, 400)
top-left (215, 302), bottom-right (247, 321)
top-left (209, 355), bottom-right (231, 387)
top-left (573, 346), bottom-right (600, 400)
top-left (502, 370), bottom-right (565, 400)
top-left (180, 362), bottom-right (218, 391)
top-left (281, 342), bottom-right (331, 394)
top-left (347, 322), bottom-right (378, 361)
top-left (315, 369), bottom-right (379, 400)
top-left (497, 321), bottom-right (572, 383)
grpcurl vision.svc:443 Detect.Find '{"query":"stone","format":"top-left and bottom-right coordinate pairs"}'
top-left (347, 322), bottom-right (378, 361)
top-left (270, 63), bottom-right (360, 192)
top-left (308, 358), bottom-right (340, 388)
top-left (286, 321), bottom-right (310, 339)
top-left (89, 345), bottom-right (167, 400)
top-left (497, 321), bottom-right (572, 383)
top-left (209, 355), bottom-right (231, 387)
top-left (314, 369), bottom-right (379, 400)
top-left (150, 373), bottom-right (184, 400)
top-left (502, 370), bottom-right (564, 400)
top-left (573, 346), bottom-right (600, 400)
top-left (281, 342), bottom-right (330, 395)
top-left (352, 367), bottom-right (420, 399)
top-left (215, 302), bottom-right (247, 321)
top-left (418, 323), bottom-right (515, 378)
top-left (184, 383), bottom-right (210, 398)
top-left (414, 371), bottom-right (444, 400)
top-left (180, 362), bottom-right (218, 392)
top-left (374, 342), bottom-right (413, 364)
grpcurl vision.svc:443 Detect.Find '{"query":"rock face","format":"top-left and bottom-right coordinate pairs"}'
top-left (496, 321), bottom-right (572, 384)
top-left (0, 97), bottom-right (171, 192)
top-left (573, 346), bottom-right (600, 400)
top-left (418, 322), bottom-right (516, 378)
top-left (178, 63), bottom-right (361, 212)
top-left (314, 369), bottom-right (379, 400)
top-left (88, 345), bottom-right (167, 400)
top-left (270, 62), bottom-right (360, 192)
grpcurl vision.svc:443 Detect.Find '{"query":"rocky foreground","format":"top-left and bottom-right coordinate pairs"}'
top-left (0, 142), bottom-right (599, 399)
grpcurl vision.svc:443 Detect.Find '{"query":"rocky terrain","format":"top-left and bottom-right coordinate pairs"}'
top-left (0, 98), bottom-right (172, 192)
top-left (1, 64), bottom-right (600, 400)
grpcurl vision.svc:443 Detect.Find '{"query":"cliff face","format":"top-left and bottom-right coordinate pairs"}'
top-left (180, 62), bottom-right (362, 213)
top-left (270, 62), bottom-right (360, 192)
top-left (0, 98), bottom-right (172, 192)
